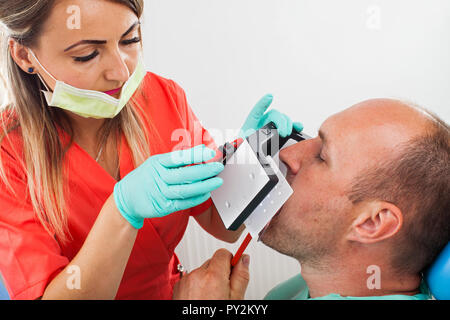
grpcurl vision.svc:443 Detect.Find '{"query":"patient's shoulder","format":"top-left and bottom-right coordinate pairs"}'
top-left (264, 273), bottom-right (308, 300)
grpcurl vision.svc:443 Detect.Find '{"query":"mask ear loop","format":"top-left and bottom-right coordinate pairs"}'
top-left (28, 48), bottom-right (55, 93)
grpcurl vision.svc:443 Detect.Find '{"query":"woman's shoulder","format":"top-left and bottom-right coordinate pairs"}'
top-left (134, 71), bottom-right (190, 121)
top-left (0, 109), bottom-right (23, 158)
top-left (0, 110), bottom-right (26, 186)
top-left (138, 71), bottom-right (187, 102)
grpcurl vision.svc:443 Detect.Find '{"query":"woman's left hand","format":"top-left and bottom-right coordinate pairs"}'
top-left (239, 94), bottom-right (303, 139)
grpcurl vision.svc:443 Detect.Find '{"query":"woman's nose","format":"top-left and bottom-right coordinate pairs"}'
top-left (104, 51), bottom-right (131, 83)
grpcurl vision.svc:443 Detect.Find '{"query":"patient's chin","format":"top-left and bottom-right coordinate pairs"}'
top-left (259, 221), bottom-right (293, 258)
top-left (259, 227), bottom-right (275, 249)
top-left (259, 208), bottom-right (283, 246)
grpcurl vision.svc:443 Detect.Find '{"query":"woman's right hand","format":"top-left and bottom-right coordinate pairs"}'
top-left (113, 144), bottom-right (224, 229)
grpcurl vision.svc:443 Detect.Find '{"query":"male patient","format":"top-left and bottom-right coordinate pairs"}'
top-left (173, 98), bottom-right (450, 300)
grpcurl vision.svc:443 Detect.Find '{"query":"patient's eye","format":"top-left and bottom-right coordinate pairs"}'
top-left (316, 154), bottom-right (324, 162)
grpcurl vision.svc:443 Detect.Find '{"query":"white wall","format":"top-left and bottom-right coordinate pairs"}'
top-left (141, 0), bottom-right (450, 299)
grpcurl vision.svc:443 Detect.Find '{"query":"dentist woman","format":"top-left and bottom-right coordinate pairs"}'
top-left (0, 0), bottom-right (302, 299)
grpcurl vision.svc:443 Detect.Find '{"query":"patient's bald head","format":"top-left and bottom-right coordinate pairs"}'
top-left (346, 99), bottom-right (449, 274)
top-left (321, 99), bottom-right (434, 182)
top-left (261, 98), bottom-right (449, 279)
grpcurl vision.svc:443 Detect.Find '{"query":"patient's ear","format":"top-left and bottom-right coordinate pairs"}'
top-left (346, 201), bottom-right (403, 244)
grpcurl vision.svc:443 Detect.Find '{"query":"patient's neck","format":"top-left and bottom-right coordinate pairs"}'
top-left (300, 258), bottom-right (421, 299)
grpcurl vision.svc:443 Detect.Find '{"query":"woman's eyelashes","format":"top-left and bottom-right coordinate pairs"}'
top-left (73, 50), bottom-right (99, 62)
top-left (121, 36), bottom-right (141, 45)
top-left (72, 37), bottom-right (141, 62)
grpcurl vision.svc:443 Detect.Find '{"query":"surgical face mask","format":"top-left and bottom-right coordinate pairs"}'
top-left (29, 49), bottom-right (146, 119)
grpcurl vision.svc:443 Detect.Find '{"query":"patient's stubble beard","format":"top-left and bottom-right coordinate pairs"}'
top-left (260, 214), bottom-right (330, 267)
top-left (260, 198), bottom-right (349, 269)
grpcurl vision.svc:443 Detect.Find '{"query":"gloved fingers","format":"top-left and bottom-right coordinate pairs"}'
top-left (161, 177), bottom-right (223, 200)
top-left (241, 94), bottom-right (274, 130)
top-left (259, 110), bottom-right (291, 137)
top-left (284, 115), bottom-right (293, 138)
top-left (170, 192), bottom-right (212, 212)
top-left (293, 122), bottom-right (304, 132)
top-left (159, 161), bottom-right (224, 185)
top-left (238, 128), bottom-right (256, 140)
top-left (157, 145), bottom-right (216, 168)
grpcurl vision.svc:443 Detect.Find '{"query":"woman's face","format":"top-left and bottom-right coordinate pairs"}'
top-left (30, 0), bottom-right (142, 98)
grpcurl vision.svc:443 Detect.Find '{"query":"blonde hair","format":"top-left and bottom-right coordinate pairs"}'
top-left (0, 0), bottom-right (157, 244)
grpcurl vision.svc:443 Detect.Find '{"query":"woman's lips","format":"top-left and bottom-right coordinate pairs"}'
top-left (103, 87), bottom-right (122, 96)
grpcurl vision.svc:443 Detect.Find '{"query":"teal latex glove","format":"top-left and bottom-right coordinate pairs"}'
top-left (113, 145), bottom-right (224, 229)
top-left (239, 94), bottom-right (303, 139)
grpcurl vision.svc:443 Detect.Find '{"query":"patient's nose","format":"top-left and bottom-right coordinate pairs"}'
top-left (279, 144), bottom-right (302, 175)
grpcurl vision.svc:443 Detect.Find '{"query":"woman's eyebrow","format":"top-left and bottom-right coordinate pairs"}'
top-left (64, 39), bottom-right (105, 52)
top-left (122, 21), bottom-right (140, 38)
top-left (63, 20), bottom-right (140, 52)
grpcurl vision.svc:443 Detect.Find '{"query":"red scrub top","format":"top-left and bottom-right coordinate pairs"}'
top-left (0, 72), bottom-right (216, 300)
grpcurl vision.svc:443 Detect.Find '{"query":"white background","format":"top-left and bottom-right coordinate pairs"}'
top-left (142, 0), bottom-right (450, 299)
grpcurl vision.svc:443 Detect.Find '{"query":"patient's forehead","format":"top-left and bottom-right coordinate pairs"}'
top-left (323, 99), bottom-right (428, 142)
top-left (320, 99), bottom-right (429, 174)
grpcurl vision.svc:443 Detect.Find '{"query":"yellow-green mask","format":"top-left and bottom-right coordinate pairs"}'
top-left (29, 49), bottom-right (146, 119)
